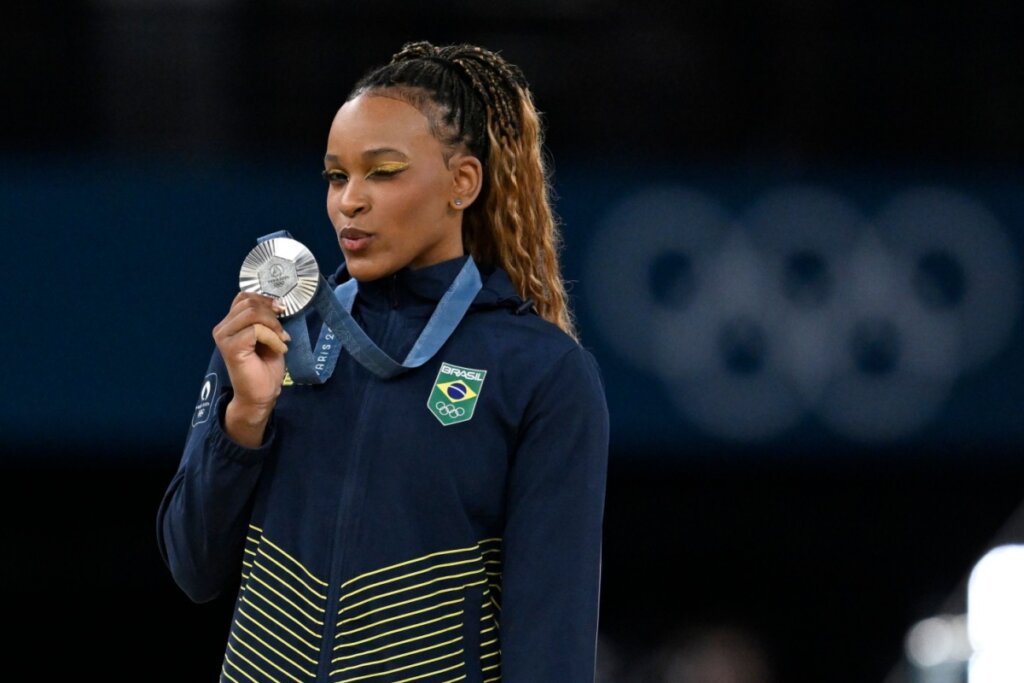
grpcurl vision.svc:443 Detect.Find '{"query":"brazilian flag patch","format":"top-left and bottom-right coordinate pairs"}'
top-left (428, 362), bottom-right (487, 426)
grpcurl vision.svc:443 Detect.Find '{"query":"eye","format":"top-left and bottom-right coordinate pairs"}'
top-left (322, 169), bottom-right (347, 184)
top-left (366, 162), bottom-right (410, 179)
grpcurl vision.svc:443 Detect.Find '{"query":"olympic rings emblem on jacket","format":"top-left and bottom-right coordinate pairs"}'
top-left (435, 401), bottom-right (466, 418)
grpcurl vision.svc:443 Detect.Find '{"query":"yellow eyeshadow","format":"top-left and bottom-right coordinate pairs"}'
top-left (369, 161), bottom-right (410, 175)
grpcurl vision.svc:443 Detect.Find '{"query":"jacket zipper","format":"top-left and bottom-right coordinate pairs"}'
top-left (316, 295), bottom-right (402, 681)
top-left (316, 374), bottom-right (371, 681)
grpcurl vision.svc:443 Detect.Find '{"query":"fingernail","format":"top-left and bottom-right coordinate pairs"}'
top-left (282, 331), bottom-right (292, 342)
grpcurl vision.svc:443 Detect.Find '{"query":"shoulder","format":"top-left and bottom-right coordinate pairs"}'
top-left (467, 263), bottom-right (584, 362)
top-left (456, 261), bottom-right (607, 403)
top-left (470, 308), bottom-right (606, 409)
top-left (465, 297), bottom-right (590, 375)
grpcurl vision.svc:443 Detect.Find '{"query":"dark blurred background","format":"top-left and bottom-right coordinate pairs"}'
top-left (3, 1), bottom-right (1023, 681)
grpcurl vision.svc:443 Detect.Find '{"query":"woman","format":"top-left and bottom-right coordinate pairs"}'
top-left (157, 41), bottom-right (609, 683)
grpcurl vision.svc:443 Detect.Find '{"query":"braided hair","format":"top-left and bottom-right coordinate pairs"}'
top-left (348, 41), bottom-right (577, 341)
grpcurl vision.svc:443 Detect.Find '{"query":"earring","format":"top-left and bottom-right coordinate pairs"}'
top-left (454, 198), bottom-right (463, 206)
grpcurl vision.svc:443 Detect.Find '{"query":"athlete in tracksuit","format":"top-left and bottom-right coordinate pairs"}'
top-left (157, 41), bottom-right (610, 682)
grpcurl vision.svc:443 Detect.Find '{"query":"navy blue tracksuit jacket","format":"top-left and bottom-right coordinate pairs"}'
top-left (156, 254), bottom-right (610, 682)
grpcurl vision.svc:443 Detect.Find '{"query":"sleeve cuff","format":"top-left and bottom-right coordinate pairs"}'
top-left (206, 391), bottom-right (276, 466)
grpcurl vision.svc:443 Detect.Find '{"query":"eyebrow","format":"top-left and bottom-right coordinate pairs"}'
top-left (324, 148), bottom-right (409, 164)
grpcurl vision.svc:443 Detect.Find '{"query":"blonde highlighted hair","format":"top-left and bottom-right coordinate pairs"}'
top-left (350, 41), bottom-right (578, 341)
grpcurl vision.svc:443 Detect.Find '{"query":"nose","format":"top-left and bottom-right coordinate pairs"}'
top-left (334, 179), bottom-right (369, 218)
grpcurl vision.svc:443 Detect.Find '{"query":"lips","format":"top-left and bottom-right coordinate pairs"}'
top-left (339, 226), bottom-right (373, 252)
top-left (340, 227), bottom-right (371, 239)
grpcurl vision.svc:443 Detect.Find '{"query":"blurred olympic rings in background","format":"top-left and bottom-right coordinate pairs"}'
top-left (584, 185), bottom-right (1022, 442)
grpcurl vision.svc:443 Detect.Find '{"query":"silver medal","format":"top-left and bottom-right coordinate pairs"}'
top-left (239, 237), bottom-right (320, 317)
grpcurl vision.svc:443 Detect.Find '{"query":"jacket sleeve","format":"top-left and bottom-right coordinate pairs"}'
top-left (155, 348), bottom-right (276, 604)
top-left (499, 344), bottom-right (610, 682)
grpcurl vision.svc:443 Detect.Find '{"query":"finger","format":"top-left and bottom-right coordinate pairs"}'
top-left (216, 299), bottom-right (289, 341)
top-left (226, 293), bottom-right (286, 319)
top-left (253, 323), bottom-right (289, 354)
top-left (231, 291), bottom-right (285, 309)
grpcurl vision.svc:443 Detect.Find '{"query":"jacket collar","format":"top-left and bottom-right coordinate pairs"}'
top-left (326, 254), bottom-right (528, 313)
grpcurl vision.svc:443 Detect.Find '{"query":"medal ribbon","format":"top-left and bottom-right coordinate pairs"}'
top-left (255, 231), bottom-right (481, 383)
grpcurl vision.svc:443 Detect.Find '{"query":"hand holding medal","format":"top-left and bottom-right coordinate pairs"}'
top-left (208, 236), bottom-right (318, 445)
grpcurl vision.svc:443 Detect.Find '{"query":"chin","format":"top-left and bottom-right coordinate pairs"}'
top-left (344, 256), bottom-right (397, 282)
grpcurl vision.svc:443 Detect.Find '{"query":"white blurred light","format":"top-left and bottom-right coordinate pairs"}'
top-left (969, 652), bottom-right (1024, 683)
top-left (906, 614), bottom-right (971, 669)
top-left (968, 545), bottom-right (1024, 683)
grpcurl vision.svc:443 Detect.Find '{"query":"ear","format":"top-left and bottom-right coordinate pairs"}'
top-left (448, 153), bottom-right (483, 211)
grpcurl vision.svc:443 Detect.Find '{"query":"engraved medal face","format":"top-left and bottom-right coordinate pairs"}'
top-left (258, 256), bottom-right (298, 297)
top-left (239, 237), bottom-right (320, 317)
